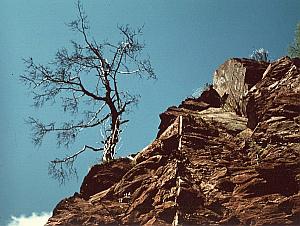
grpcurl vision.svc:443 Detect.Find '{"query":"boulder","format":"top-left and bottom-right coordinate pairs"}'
top-left (213, 58), bottom-right (269, 115)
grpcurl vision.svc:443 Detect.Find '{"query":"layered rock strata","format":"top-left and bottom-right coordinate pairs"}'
top-left (46, 57), bottom-right (300, 226)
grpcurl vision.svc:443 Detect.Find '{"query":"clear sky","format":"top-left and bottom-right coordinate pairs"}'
top-left (1, 0), bottom-right (299, 225)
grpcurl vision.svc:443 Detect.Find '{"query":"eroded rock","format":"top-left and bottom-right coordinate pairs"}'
top-left (213, 58), bottom-right (269, 116)
top-left (46, 57), bottom-right (300, 226)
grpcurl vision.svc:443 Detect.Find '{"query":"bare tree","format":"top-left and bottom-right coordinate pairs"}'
top-left (21, 1), bottom-right (155, 183)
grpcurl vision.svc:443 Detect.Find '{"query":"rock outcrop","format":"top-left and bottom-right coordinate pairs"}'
top-left (213, 58), bottom-right (269, 116)
top-left (46, 57), bottom-right (300, 226)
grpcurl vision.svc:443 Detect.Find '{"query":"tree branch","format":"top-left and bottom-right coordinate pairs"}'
top-left (51, 144), bottom-right (103, 164)
top-left (21, 0), bottom-right (156, 183)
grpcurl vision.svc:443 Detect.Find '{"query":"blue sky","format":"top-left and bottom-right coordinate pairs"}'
top-left (1, 0), bottom-right (299, 225)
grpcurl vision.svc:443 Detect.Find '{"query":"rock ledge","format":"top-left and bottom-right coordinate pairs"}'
top-left (46, 57), bottom-right (300, 226)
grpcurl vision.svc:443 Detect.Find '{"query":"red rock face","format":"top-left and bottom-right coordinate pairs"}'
top-left (46, 57), bottom-right (300, 226)
top-left (213, 58), bottom-right (269, 116)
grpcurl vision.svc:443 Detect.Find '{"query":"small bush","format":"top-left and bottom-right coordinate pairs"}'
top-left (191, 83), bottom-right (211, 98)
top-left (250, 48), bottom-right (270, 62)
top-left (288, 22), bottom-right (300, 58)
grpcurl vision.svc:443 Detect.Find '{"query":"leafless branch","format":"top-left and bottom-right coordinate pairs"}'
top-left (21, 0), bottom-right (156, 183)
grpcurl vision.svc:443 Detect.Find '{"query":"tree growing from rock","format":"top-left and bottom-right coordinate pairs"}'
top-left (288, 22), bottom-right (300, 58)
top-left (21, 1), bottom-right (155, 183)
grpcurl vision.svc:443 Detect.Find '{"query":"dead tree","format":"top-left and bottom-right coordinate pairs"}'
top-left (20, 1), bottom-right (155, 183)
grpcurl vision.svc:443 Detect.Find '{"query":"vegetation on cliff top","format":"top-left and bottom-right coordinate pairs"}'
top-left (288, 22), bottom-right (300, 58)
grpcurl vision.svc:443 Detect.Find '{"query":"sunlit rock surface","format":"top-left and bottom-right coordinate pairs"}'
top-left (46, 57), bottom-right (300, 226)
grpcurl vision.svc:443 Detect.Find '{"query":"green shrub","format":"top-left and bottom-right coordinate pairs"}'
top-left (288, 22), bottom-right (300, 58)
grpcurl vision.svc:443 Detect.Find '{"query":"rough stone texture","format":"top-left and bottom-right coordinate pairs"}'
top-left (245, 57), bottom-right (300, 129)
top-left (80, 158), bottom-right (132, 200)
top-left (213, 58), bottom-right (269, 116)
top-left (46, 57), bottom-right (300, 226)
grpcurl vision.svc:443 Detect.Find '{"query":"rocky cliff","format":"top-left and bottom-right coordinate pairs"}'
top-left (46, 57), bottom-right (300, 226)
